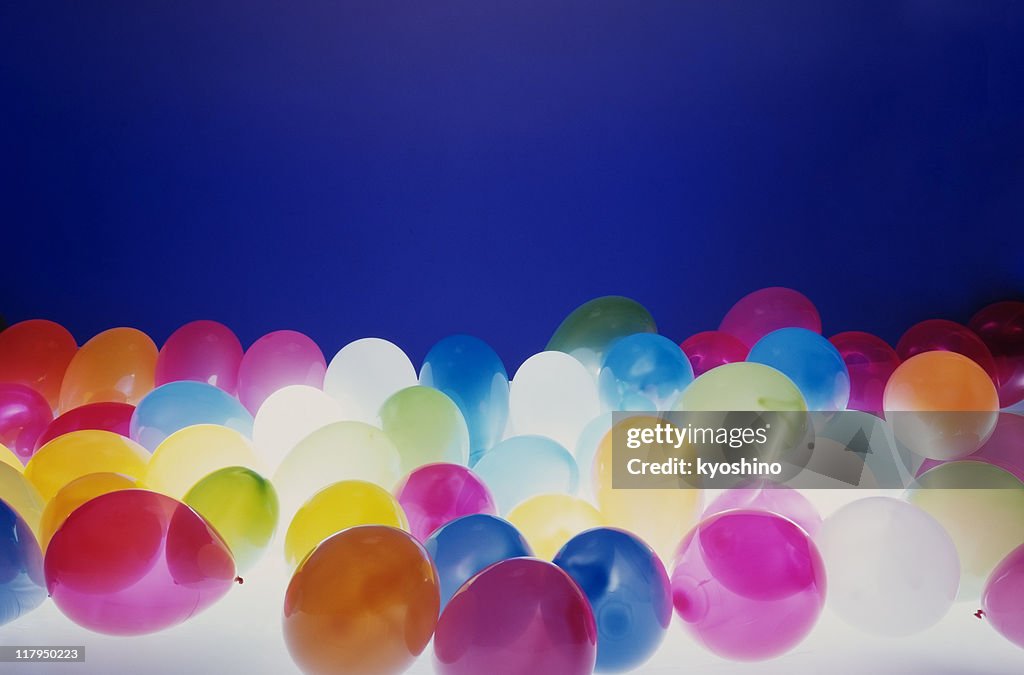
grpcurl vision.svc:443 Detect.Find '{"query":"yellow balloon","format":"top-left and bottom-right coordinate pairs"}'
top-left (145, 424), bottom-right (261, 499)
top-left (0, 462), bottom-right (45, 536)
top-left (38, 472), bottom-right (136, 549)
top-left (284, 480), bottom-right (407, 568)
top-left (25, 430), bottom-right (149, 501)
top-left (507, 494), bottom-right (605, 560)
top-left (0, 442), bottom-right (23, 472)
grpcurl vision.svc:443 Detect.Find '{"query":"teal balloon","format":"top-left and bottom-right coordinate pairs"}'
top-left (599, 333), bottom-right (694, 411)
top-left (547, 296), bottom-right (657, 373)
top-left (129, 381), bottom-right (254, 451)
top-left (747, 328), bottom-right (851, 411)
top-left (473, 435), bottom-right (579, 513)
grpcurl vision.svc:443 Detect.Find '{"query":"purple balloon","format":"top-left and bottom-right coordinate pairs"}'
top-left (829, 331), bottom-right (900, 416)
top-left (917, 413), bottom-right (1024, 482)
top-left (719, 288), bottom-right (821, 349)
top-left (983, 542), bottom-right (1024, 649)
top-left (0, 383), bottom-right (53, 462)
top-left (679, 331), bottom-right (749, 378)
top-left (671, 510), bottom-right (826, 661)
top-left (703, 483), bottom-right (822, 537)
top-left (395, 463), bottom-right (497, 541)
top-left (236, 330), bottom-right (326, 414)
top-left (156, 320), bottom-right (244, 395)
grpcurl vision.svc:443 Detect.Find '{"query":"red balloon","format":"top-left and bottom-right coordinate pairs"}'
top-left (895, 319), bottom-right (998, 387)
top-left (680, 331), bottom-right (749, 377)
top-left (829, 331), bottom-right (901, 416)
top-left (155, 320), bottom-right (244, 395)
top-left (969, 301), bottom-right (1024, 408)
top-left (34, 402), bottom-right (134, 451)
top-left (0, 383), bottom-right (53, 462)
top-left (0, 319), bottom-right (77, 411)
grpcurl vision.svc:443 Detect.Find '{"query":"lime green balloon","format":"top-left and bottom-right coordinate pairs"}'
top-left (183, 466), bottom-right (279, 573)
top-left (675, 362), bottom-right (806, 412)
top-left (546, 296), bottom-right (657, 373)
top-left (379, 386), bottom-right (470, 472)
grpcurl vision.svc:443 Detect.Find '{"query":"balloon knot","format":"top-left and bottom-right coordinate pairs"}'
top-left (974, 609), bottom-right (985, 619)
top-left (235, 576), bottom-right (245, 585)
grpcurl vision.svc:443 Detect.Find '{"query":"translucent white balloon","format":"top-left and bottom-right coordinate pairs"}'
top-left (323, 338), bottom-right (417, 424)
top-left (815, 496), bottom-right (959, 636)
top-left (253, 385), bottom-right (349, 471)
top-left (509, 351), bottom-right (600, 451)
top-left (574, 413), bottom-right (613, 502)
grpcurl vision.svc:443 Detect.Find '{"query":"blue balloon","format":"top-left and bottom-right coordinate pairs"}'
top-left (421, 335), bottom-right (509, 464)
top-left (129, 381), bottom-right (254, 450)
top-left (746, 327), bottom-right (851, 410)
top-left (599, 333), bottom-right (694, 410)
top-left (0, 500), bottom-right (47, 627)
top-left (553, 528), bottom-right (671, 673)
top-left (472, 435), bottom-right (578, 513)
top-left (424, 513), bottom-right (532, 609)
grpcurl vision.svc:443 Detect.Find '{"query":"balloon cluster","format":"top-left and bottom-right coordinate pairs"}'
top-left (1, 290), bottom-right (1023, 674)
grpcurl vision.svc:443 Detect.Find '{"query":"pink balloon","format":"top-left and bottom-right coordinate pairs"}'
top-left (679, 331), bottom-right (748, 377)
top-left (829, 331), bottom-right (901, 416)
top-left (719, 288), bottom-right (821, 349)
top-left (236, 330), bottom-right (326, 414)
top-left (155, 320), bottom-right (244, 395)
top-left (671, 510), bottom-right (826, 661)
top-left (969, 301), bottom-right (1024, 408)
top-left (34, 402), bottom-right (134, 451)
top-left (703, 483), bottom-right (822, 537)
top-left (395, 463), bottom-right (497, 540)
top-left (983, 542), bottom-right (1024, 649)
top-left (0, 383), bottom-right (53, 462)
top-left (917, 413), bottom-right (1024, 482)
top-left (896, 319), bottom-right (998, 388)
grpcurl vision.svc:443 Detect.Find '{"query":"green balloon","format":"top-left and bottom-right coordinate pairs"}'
top-left (379, 386), bottom-right (470, 472)
top-left (546, 296), bottom-right (657, 373)
top-left (675, 362), bottom-right (806, 412)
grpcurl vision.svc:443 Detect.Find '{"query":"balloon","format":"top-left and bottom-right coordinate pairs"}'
top-left (394, 463), bottom-right (496, 541)
top-left (34, 402), bottom-right (134, 451)
top-left (0, 319), bottom-right (77, 410)
top-left (574, 413), bottom-right (614, 501)
top-left (39, 472), bottom-right (137, 550)
top-left (896, 318), bottom-right (999, 387)
top-left (26, 430), bottom-right (149, 501)
top-left (434, 557), bottom-right (597, 675)
top-left (982, 541), bottom-right (1024, 649)
top-left (183, 466), bottom-right (278, 573)
top-left (747, 327), bottom-right (851, 411)
top-left (816, 497), bottom-right (958, 636)
top-left (829, 331), bottom-right (901, 416)
top-left (553, 528), bottom-right (671, 673)
top-left (420, 334), bottom-right (509, 463)
top-left (907, 461), bottom-right (1024, 599)
top-left (676, 361), bottom-right (807, 412)
top-left (703, 482), bottom-right (822, 537)
top-left (508, 494), bottom-right (604, 560)
top-left (598, 333), bottom-right (694, 411)
top-left (472, 435), bottom-right (578, 513)
top-left (155, 320), bottom-right (244, 394)
top-left (45, 490), bottom-right (235, 635)
top-left (0, 463), bottom-right (44, 536)
top-left (719, 287), bottom-right (821, 349)
top-left (0, 443), bottom-right (21, 472)
top-left (58, 327), bottom-right (157, 411)
top-left (0, 499), bottom-right (46, 627)
top-left (918, 413), bottom-right (1024, 483)
top-left (284, 480), bottom-right (408, 567)
top-left (547, 296), bottom-right (657, 374)
top-left (378, 386), bottom-right (469, 472)
top-left (283, 526), bottom-right (439, 675)
top-left (670, 510), bottom-right (826, 661)
top-left (252, 385), bottom-right (348, 470)
top-left (970, 301), bottom-right (1024, 408)
top-left (884, 351), bottom-right (999, 461)
top-left (323, 337), bottom-right (417, 424)
top-left (0, 383), bottom-right (52, 461)
top-left (509, 351), bottom-right (600, 452)
top-left (145, 425), bottom-right (261, 499)
top-left (273, 421), bottom-right (402, 523)
top-left (130, 381), bottom-right (254, 451)
top-left (237, 330), bottom-right (326, 415)
top-left (680, 330), bottom-right (749, 378)
top-left (424, 513), bottom-right (532, 609)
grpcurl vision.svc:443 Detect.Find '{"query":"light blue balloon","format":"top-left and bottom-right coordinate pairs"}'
top-left (472, 435), bottom-right (579, 513)
top-left (420, 334), bottom-right (509, 464)
top-left (747, 327), bottom-right (851, 411)
top-left (130, 381), bottom-right (254, 450)
top-left (599, 333), bottom-right (694, 411)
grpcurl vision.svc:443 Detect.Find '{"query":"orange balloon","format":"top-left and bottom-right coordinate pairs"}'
top-left (58, 328), bottom-right (157, 411)
top-left (283, 526), bottom-right (440, 675)
top-left (0, 319), bottom-right (77, 410)
top-left (38, 471), bottom-right (137, 549)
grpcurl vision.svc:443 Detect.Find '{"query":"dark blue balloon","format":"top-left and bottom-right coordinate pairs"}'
top-left (424, 513), bottom-right (532, 609)
top-left (0, 500), bottom-right (47, 627)
top-left (553, 527), bottom-right (671, 673)
top-left (747, 327), bottom-right (851, 410)
top-left (420, 335), bottom-right (509, 465)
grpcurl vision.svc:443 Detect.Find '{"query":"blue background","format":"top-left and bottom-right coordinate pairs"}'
top-left (2, 2), bottom-right (1022, 369)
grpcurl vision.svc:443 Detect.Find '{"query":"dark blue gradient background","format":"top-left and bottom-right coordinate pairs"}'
top-left (2, 2), bottom-right (1023, 368)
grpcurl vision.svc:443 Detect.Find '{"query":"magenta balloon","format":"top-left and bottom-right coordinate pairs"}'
top-left (719, 288), bottom-right (821, 349)
top-left (917, 413), bottom-right (1024, 482)
top-left (969, 301), bottom-right (1024, 408)
top-left (395, 463), bottom-right (497, 541)
top-left (155, 320), bottom-right (244, 395)
top-left (983, 542), bottom-right (1024, 649)
top-left (0, 383), bottom-right (53, 462)
top-left (679, 331), bottom-right (749, 377)
top-left (434, 557), bottom-right (597, 675)
top-left (236, 330), bottom-right (326, 414)
top-left (34, 401), bottom-right (134, 451)
top-left (703, 483), bottom-right (822, 537)
top-left (895, 319), bottom-right (999, 388)
top-left (829, 331), bottom-right (901, 416)
top-left (671, 510), bottom-right (826, 661)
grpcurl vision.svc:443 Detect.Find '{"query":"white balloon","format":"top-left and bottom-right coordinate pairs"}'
top-left (323, 338), bottom-right (417, 423)
top-left (252, 385), bottom-right (349, 470)
top-left (815, 496), bottom-right (959, 637)
top-left (510, 351), bottom-right (600, 451)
